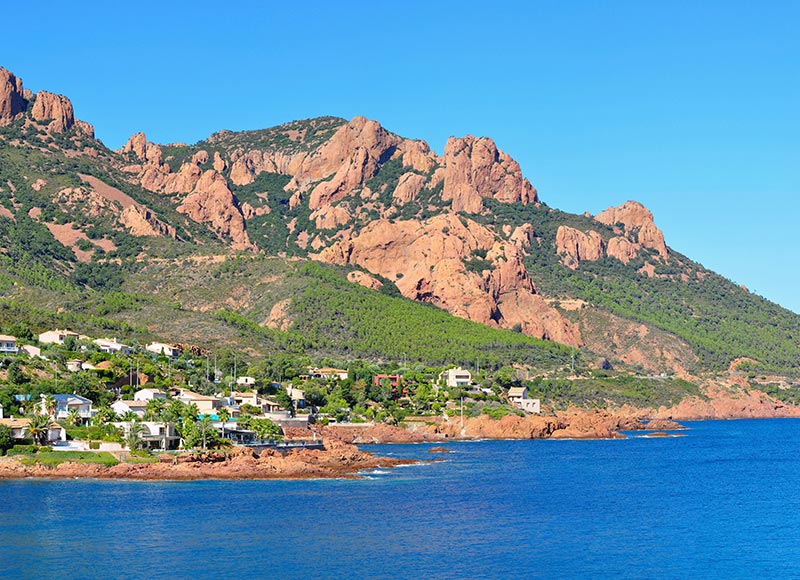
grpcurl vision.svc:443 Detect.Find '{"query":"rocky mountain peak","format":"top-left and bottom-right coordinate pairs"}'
top-left (0, 67), bottom-right (27, 125)
top-left (442, 135), bottom-right (538, 213)
top-left (595, 201), bottom-right (668, 259)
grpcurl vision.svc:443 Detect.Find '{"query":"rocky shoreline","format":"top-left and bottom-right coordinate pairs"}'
top-left (3, 397), bottom-right (798, 481)
top-left (0, 438), bottom-right (413, 481)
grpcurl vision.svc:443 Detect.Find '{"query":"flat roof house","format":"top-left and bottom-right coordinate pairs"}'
top-left (146, 342), bottom-right (181, 358)
top-left (439, 367), bottom-right (472, 388)
top-left (94, 338), bottom-right (134, 355)
top-left (508, 386), bottom-right (541, 414)
top-left (0, 335), bottom-right (18, 355)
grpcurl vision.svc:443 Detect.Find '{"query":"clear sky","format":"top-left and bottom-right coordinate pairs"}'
top-left (5, 1), bottom-right (799, 311)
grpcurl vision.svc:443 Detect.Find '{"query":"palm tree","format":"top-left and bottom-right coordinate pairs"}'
top-left (198, 415), bottom-right (214, 451)
top-left (42, 394), bottom-right (56, 418)
top-left (121, 411), bottom-right (139, 422)
top-left (124, 420), bottom-right (144, 451)
top-left (93, 406), bottom-right (117, 426)
top-left (67, 408), bottom-right (81, 426)
top-left (145, 398), bottom-right (166, 422)
top-left (218, 408), bottom-right (230, 441)
top-left (27, 414), bottom-right (50, 446)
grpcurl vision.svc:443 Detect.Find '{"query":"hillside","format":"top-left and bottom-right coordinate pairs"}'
top-left (1, 64), bottom-right (800, 388)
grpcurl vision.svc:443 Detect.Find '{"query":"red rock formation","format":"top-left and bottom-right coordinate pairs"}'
top-left (347, 271), bottom-right (383, 291)
top-left (605, 236), bottom-right (638, 264)
top-left (289, 116), bottom-right (401, 191)
top-left (308, 146), bottom-right (378, 210)
top-left (119, 132), bottom-right (163, 165)
top-left (393, 172), bottom-right (426, 205)
top-left (595, 201), bottom-right (668, 259)
top-left (441, 136), bottom-right (537, 213)
top-left (30, 91), bottom-right (75, 133)
top-left (177, 170), bottom-right (253, 250)
top-left (0, 67), bottom-right (27, 124)
top-left (120, 205), bottom-right (177, 238)
top-left (317, 213), bottom-right (578, 344)
top-left (555, 226), bottom-right (604, 269)
top-left (0, 440), bottom-right (412, 481)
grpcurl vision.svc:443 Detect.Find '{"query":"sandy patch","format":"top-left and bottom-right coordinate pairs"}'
top-left (44, 222), bottom-right (94, 262)
top-left (78, 174), bottom-right (136, 209)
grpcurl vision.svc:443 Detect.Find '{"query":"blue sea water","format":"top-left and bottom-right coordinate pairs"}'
top-left (2, 419), bottom-right (800, 579)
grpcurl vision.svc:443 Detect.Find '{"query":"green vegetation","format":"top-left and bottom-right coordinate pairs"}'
top-left (286, 262), bottom-right (571, 368)
top-left (524, 374), bottom-right (702, 409)
top-left (11, 449), bottom-right (119, 467)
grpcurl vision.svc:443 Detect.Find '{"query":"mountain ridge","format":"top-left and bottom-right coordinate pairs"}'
top-left (1, 64), bottom-right (799, 384)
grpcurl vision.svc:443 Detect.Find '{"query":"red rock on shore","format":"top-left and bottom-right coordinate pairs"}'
top-left (0, 439), bottom-right (412, 481)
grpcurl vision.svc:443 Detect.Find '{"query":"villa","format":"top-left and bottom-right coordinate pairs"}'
top-left (439, 367), bottom-right (472, 388)
top-left (40, 394), bottom-right (94, 424)
top-left (0, 335), bottom-right (18, 355)
top-left (93, 338), bottom-right (134, 355)
top-left (0, 417), bottom-right (66, 443)
top-left (507, 386), bottom-right (541, 414)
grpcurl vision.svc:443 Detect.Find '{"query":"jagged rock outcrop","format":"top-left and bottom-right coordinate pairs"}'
top-left (308, 145), bottom-right (379, 210)
top-left (605, 236), bottom-right (638, 264)
top-left (120, 132), bottom-right (163, 165)
top-left (392, 172), bottom-right (426, 205)
top-left (555, 226), bottom-right (605, 269)
top-left (595, 201), bottom-right (668, 259)
top-left (0, 67), bottom-right (27, 124)
top-left (120, 205), bottom-right (177, 238)
top-left (441, 136), bottom-right (538, 213)
top-left (288, 116), bottom-right (401, 192)
top-left (347, 270), bottom-right (383, 290)
top-left (177, 170), bottom-right (253, 250)
top-left (317, 213), bottom-right (578, 344)
top-left (30, 91), bottom-right (75, 133)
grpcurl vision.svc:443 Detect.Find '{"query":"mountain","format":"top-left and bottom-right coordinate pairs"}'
top-left (2, 65), bottom-right (800, 394)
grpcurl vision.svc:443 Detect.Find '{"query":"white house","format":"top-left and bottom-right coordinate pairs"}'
top-left (93, 338), bottom-right (134, 355)
top-left (0, 335), bottom-right (18, 355)
top-left (0, 417), bottom-right (66, 442)
top-left (311, 368), bottom-right (349, 381)
top-left (508, 386), bottom-right (541, 414)
top-left (146, 342), bottom-right (181, 358)
top-left (112, 420), bottom-right (179, 450)
top-left (38, 329), bottom-right (80, 345)
top-left (231, 390), bottom-right (259, 407)
top-left (439, 367), bottom-right (472, 388)
top-left (41, 394), bottom-right (94, 424)
top-left (134, 388), bottom-right (167, 402)
top-left (177, 389), bottom-right (221, 415)
top-left (111, 400), bottom-right (149, 419)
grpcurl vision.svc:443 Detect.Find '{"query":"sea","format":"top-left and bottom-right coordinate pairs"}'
top-left (2, 419), bottom-right (800, 579)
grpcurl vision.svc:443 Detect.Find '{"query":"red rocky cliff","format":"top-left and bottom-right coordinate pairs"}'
top-left (0, 67), bottom-right (27, 124)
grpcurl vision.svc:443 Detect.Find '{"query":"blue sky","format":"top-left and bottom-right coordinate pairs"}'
top-left (5, 1), bottom-right (799, 311)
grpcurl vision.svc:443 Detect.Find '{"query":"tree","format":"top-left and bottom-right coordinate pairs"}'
top-left (197, 415), bottom-right (216, 451)
top-left (218, 408), bottom-right (230, 440)
top-left (67, 408), bottom-right (81, 426)
top-left (145, 398), bottom-right (167, 421)
top-left (121, 411), bottom-right (139, 422)
top-left (93, 406), bottom-right (118, 426)
top-left (0, 424), bottom-right (12, 453)
top-left (124, 420), bottom-right (144, 451)
top-left (42, 394), bottom-right (56, 418)
top-left (27, 414), bottom-right (50, 445)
